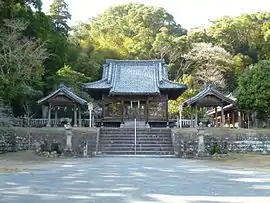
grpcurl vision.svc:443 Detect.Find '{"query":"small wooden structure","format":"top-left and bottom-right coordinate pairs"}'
top-left (183, 85), bottom-right (236, 127)
top-left (83, 59), bottom-right (187, 127)
top-left (37, 83), bottom-right (87, 127)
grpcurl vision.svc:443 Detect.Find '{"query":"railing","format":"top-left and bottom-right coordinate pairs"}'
top-left (13, 118), bottom-right (94, 128)
top-left (180, 119), bottom-right (195, 128)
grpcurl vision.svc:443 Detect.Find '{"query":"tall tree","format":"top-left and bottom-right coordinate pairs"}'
top-left (73, 3), bottom-right (186, 60)
top-left (236, 60), bottom-right (270, 119)
top-left (0, 19), bottom-right (48, 107)
top-left (181, 43), bottom-right (234, 90)
top-left (49, 0), bottom-right (71, 36)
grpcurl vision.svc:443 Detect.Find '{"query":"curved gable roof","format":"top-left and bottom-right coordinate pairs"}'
top-left (183, 85), bottom-right (235, 107)
top-left (84, 59), bottom-right (187, 99)
top-left (38, 83), bottom-right (87, 105)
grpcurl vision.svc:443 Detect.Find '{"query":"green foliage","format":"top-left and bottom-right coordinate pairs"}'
top-left (0, 19), bottom-right (48, 104)
top-left (182, 43), bottom-right (234, 90)
top-left (49, 0), bottom-right (71, 36)
top-left (168, 74), bottom-right (200, 116)
top-left (73, 3), bottom-right (186, 60)
top-left (53, 65), bottom-right (90, 100)
top-left (0, 0), bottom-right (269, 125)
top-left (236, 60), bottom-right (270, 116)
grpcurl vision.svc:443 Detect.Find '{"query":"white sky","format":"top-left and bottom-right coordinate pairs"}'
top-left (42, 0), bottom-right (270, 29)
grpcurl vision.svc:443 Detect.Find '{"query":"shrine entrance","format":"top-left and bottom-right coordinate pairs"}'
top-left (124, 100), bottom-right (146, 119)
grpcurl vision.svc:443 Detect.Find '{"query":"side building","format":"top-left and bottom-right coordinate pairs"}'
top-left (83, 59), bottom-right (187, 127)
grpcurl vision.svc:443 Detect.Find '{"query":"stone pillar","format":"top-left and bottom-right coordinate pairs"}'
top-left (46, 103), bottom-right (51, 127)
top-left (197, 135), bottom-right (206, 157)
top-left (73, 104), bottom-right (77, 127)
top-left (78, 106), bottom-right (82, 127)
top-left (64, 120), bottom-right (72, 153)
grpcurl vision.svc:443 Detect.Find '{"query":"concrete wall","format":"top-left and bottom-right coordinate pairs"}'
top-left (0, 127), bottom-right (97, 157)
top-left (172, 128), bottom-right (270, 158)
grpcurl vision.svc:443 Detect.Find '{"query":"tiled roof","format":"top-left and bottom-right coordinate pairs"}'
top-left (183, 85), bottom-right (235, 107)
top-left (84, 59), bottom-right (187, 96)
top-left (37, 83), bottom-right (87, 105)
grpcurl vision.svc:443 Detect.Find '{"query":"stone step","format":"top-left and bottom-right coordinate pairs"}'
top-left (98, 127), bottom-right (173, 155)
top-left (99, 139), bottom-right (172, 143)
top-left (100, 128), bottom-right (171, 133)
top-left (99, 135), bottom-right (171, 140)
top-left (101, 147), bottom-right (174, 151)
top-left (100, 133), bottom-right (171, 136)
top-left (99, 143), bottom-right (172, 147)
top-left (99, 151), bottom-right (174, 155)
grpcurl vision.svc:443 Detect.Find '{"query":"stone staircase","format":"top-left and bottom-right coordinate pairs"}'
top-left (97, 128), bottom-right (174, 156)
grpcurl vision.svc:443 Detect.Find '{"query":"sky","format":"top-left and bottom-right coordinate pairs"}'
top-left (42, 0), bottom-right (270, 29)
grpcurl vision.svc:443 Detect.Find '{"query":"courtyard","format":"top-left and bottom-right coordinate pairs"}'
top-left (1, 157), bottom-right (270, 203)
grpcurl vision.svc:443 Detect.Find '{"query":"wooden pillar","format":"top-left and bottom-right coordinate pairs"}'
top-left (232, 111), bottom-right (235, 128)
top-left (146, 98), bottom-right (149, 125)
top-left (121, 100), bottom-right (124, 124)
top-left (238, 111), bottom-right (241, 128)
top-left (46, 103), bottom-right (51, 127)
top-left (73, 104), bottom-right (77, 127)
top-left (101, 96), bottom-right (105, 126)
top-left (165, 97), bottom-right (169, 127)
top-left (221, 104), bottom-right (225, 127)
top-left (195, 105), bottom-right (198, 127)
top-left (78, 106), bottom-right (82, 127)
top-left (214, 107), bottom-right (217, 127)
top-left (54, 106), bottom-right (58, 127)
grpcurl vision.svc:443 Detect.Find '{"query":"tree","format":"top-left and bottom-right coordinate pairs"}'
top-left (169, 74), bottom-right (200, 117)
top-left (208, 12), bottom-right (270, 62)
top-left (181, 43), bottom-right (234, 90)
top-left (52, 64), bottom-right (90, 100)
top-left (0, 19), bottom-right (48, 107)
top-left (49, 0), bottom-right (71, 36)
top-left (236, 60), bottom-right (270, 119)
top-left (73, 3), bottom-right (186, 60)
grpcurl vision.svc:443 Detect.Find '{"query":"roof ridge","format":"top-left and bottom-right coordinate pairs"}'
top-left (106, 59), bottom-right (165, 63)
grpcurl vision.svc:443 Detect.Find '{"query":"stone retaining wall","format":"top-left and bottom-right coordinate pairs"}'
top-left (0, 127), bottom-right (98, 157)
top-left (172, 128), bottom-right (270, 158)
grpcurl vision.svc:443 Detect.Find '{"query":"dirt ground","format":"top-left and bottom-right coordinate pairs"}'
top-left (1, 151), bottom-right (270, 173)
top-left (0, 151), bottom-right (80, 173)
top-left (207, 153), bottom-right (270, 172)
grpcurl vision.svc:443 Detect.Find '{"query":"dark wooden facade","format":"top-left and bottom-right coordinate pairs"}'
top-left (101, 94), bottom-right (169, 126)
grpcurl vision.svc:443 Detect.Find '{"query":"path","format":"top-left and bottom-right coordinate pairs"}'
top-left (1, 157), bottom-right (270, 203)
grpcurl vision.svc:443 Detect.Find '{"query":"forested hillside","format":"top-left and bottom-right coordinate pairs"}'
top-left (0, 1), bottom-right (269, 120)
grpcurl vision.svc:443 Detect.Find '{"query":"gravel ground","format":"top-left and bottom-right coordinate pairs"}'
top-left (1, 156), bottom-right (270, 203)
